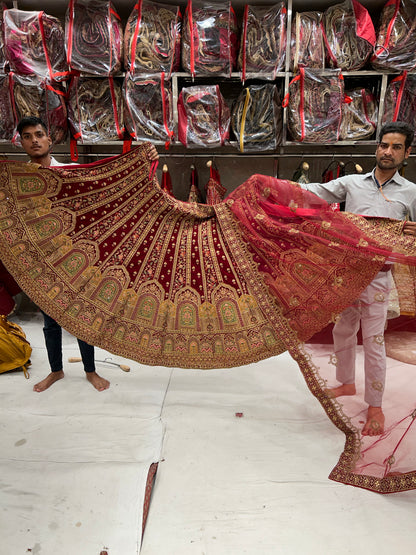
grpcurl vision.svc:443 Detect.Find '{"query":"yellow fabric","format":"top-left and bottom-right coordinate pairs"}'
top-left (239, 88), bottom-right (251, 153)
top-left (0, 316), bottom-right (31, 376)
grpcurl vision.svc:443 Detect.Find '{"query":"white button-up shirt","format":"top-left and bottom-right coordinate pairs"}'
top-left (303, 169), bottom-right (416, 221)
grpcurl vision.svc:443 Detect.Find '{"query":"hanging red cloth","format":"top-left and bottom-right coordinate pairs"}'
top-left (187, 164), bottom-right (201, 203)
top-left (205, 161), bottom-right (226, 205)
top-left (161, 164), bottom-right (174, 197)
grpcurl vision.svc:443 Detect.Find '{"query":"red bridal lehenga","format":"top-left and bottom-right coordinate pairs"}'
top-left (1, 144), bottom-right (416, 493)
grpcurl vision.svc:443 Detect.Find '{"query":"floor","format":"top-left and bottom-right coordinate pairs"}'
top-left (1, 310), bottom-right (416, 555)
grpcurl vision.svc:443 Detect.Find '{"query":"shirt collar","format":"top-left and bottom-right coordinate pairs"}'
top-left (369, 168), bottom-right (403, 187)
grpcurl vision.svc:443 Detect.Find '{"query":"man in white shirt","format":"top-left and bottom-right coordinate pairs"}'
top-left (303, 121), bottom-right (416, 436)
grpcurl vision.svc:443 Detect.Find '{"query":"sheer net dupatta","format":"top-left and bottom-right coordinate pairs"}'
top-left (228, 176), bottom-right (416, 493)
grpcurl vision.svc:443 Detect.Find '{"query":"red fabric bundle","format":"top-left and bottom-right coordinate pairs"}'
top-left (8, 73), bottom-right (68, 145)
top-left (67, 76), bottom-right (124, 148)
top-left (66, 0), bottom-right (123, 76)
top-left (321, 0), bottom-right (376, 70)
top-left (205, 163), bottom-right (226, 205)
top-left (178, 84), bottom-right (230, 148)
top-left (4, 8), bottom-right (68, 81)
top-left (372, 0), bottom-right (416, 72)
top-left (382, 72), bottom-right (416, 143)
top-left (124, 0), bottom-right (181, 77)
top-left (283, 68), bottom-right (344, 143)
top-left (187, 164), bottom-right (201, 203)
top-left (123, 72), bottom-right (174, 146)
top-left (182, 1), bottom-right (238, 77)
top-left (0, 73), bottom-right (14, 142)
top-left (161, 164), bottom-right (174, 197)
top-left (238, 3), bottom-right (287, 80)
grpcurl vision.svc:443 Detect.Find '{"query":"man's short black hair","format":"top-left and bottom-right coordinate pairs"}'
top-left (379, 121), bottom-right (414, 149)
top-left (17, 117), bottom-right (48, 136)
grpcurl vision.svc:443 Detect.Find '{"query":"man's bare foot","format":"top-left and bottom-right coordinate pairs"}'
top-left (362, 406), bottom-right (385, 436)
top-left (324, 383), bottom-right (356, 398)
top-left (33, 370), bottom-right (64, 392)
top-left (86, 372), bottom-right (110, 391)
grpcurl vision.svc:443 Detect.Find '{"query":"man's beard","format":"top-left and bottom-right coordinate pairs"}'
top-left (377, 157), bottom-right (401, 170)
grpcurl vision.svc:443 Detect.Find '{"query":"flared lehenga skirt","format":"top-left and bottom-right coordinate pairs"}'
top-left (1, 144), bottom-right (416, 493)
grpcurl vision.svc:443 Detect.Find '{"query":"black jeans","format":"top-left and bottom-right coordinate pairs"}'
top-left (42, 312), bottom-right (95, 373)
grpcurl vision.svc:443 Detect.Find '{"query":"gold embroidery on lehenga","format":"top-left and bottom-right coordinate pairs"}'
top-left (3, 148), bottom-right (416, 494)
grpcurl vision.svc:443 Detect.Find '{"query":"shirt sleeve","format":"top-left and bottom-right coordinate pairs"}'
top-left (301, 177), bottom-right (348, 204)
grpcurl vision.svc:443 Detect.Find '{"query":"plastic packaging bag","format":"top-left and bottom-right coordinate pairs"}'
top-left (238, 3), bottom-right (287, 80)
top-left (322, 0), bottom-right (376, 70)
top-left (0, 3), bottom-right (8, 72)
top-left (66, 0), bottom-right (123, 76)
top-left (0, 74), bottom-right (14, 142)
top-left (340, 87), bottom-right (378, 140)
top-left (8, 74), bottom-right (68, 145)
top-left (123, 72), bottom-right (174, 145)
top-left (182, 1), bottom-right (238, 77)
top-left (283, 68), bottom-right (344, 143)
top-left (67, 76), bottom-right (124, 144)
top-left (177, 84), bottom-right (230, 147)
top-left (231, 84), bottom-right (282, 152)
top-left (4, 8), bottom-right (68, 81)
top-left (382, 72), bottom-right (416, 143)
top-left (290, 11), bottom-right (325, 71)
top-left (124, 0), bottom-right (181, 77)
top-left (371, 0), bottom-right (416, 72)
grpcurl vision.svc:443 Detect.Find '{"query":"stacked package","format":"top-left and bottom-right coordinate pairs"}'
top-left (285, 68), bottom-right (344, 143)
top-left (182, 1), bottom-right (238, 77)
top-left (238, 3), bottom-right (287, 79)
top-left (65, 0), bottom-right (123, 76)
top-left (123, 72), bottom-right (174, 144)
top-left (177, 85), bottom-right (230, 147)
top-left (124, 0), bottom-right (181, 77)
top-left (231, 84), bottom-right (282, 152)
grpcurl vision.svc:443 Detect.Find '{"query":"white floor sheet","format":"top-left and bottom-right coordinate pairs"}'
top-left (1, 311), bottom-right (415, 554)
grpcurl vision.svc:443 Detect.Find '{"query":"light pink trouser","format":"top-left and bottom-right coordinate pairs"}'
top-left (332, 271), bottom-right (391, 407)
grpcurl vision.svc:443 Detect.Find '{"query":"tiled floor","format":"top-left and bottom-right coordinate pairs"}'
top-left (1, 309), bottom-right (415, 554)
